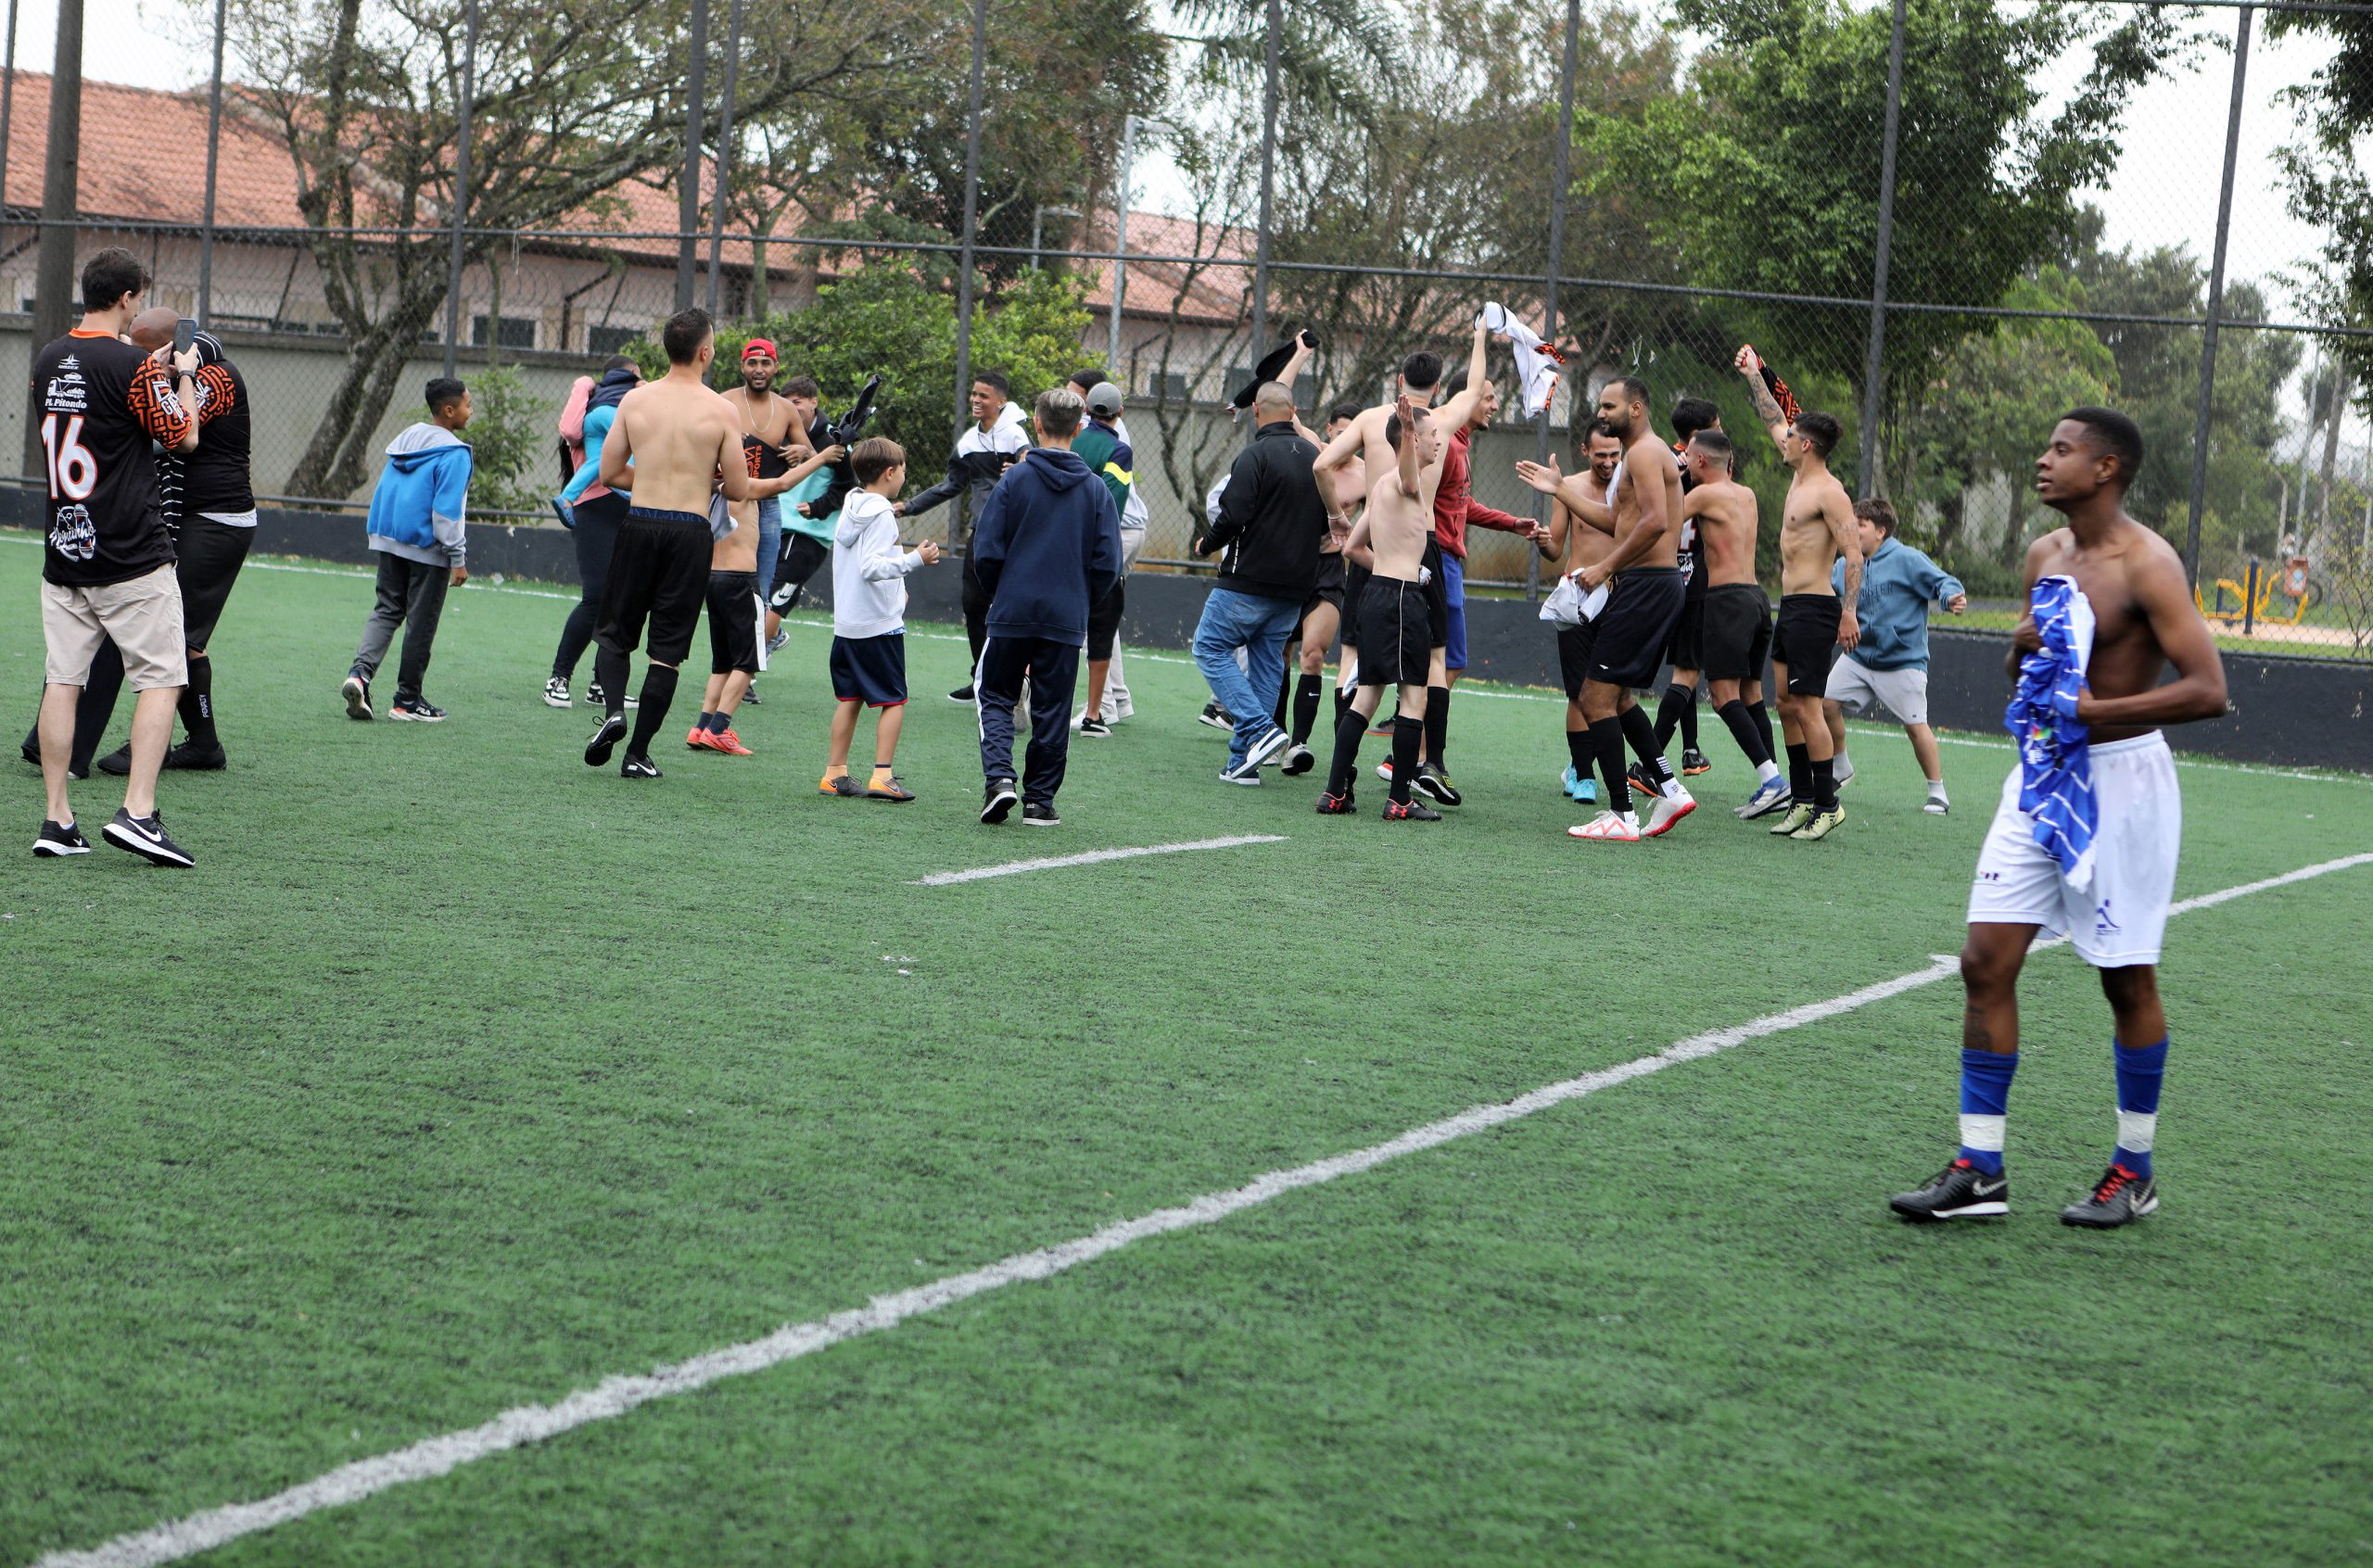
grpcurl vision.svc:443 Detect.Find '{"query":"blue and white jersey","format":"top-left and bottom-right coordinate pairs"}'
top-left (2004, 574), bottom-right (2097, 888)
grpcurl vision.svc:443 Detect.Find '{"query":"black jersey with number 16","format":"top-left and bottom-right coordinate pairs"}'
top-left (34, 329), bottom-right (191, 588)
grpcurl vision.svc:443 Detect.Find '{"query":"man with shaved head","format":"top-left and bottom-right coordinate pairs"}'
top-left (1190, 378), bottom-right (1327, 784)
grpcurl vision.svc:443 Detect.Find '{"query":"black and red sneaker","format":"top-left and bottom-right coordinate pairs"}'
top-left (2060, 1164), bottom-right (2157, 1229)
top-left (1315, 789), bottom-right (1356, 816)
top-left (1383, 798), bottom-right (1441, 822)
top-left (1888, 1158), bottom-right (2009, 1221)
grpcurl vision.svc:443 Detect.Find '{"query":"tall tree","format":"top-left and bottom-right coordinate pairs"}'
top-left (226, 0), bottom-right (912, 498)
top-left (2269, 5), bottom-right (2373, 411)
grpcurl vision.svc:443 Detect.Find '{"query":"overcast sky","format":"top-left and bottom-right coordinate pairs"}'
top-left (31, 0), bottom-right (2358, 448)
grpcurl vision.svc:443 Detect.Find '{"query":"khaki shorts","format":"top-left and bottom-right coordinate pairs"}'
top-left (43, 564), bottom-right (189, 690)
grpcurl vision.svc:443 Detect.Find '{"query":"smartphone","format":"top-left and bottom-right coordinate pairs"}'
top-left (174, 317), bottom-right (197, 356)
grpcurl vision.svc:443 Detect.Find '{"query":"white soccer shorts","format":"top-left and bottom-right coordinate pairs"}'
top-left (1966, 731), bottom-right (2182, 968)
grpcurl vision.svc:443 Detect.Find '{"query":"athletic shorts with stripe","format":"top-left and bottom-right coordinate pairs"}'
top-left (1967, 732), bottom-right (2180, 968)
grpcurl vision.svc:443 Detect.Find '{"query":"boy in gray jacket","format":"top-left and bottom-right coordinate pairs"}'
top-left (1824, 498), bottom-right (1966, 813)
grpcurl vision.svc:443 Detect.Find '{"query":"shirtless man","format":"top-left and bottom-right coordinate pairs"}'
top-left (720, 339), bottom-right (801, 617)
top-left (1315, 395), bottom-right (1441, 821)
top-left (1891, 407), bottom-right (2226, 1230)
top-left (1544, 420), bottom-right (1622, 805)
top-left (587, 307), bottom-right (775, 778)
top-left (1313, 324), bottom-right (1496, 753)
top-left (1279, 402), bottom-right (1369, 775)
top-left (1680, 428), bottom-right (1789, 817)
top-left (1514, 376), bottom-right (1694, 842)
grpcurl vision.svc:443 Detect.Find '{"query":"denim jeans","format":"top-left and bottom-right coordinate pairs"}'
top-left (1191, 586), bottom-right (1302, 767)
top-left (754, 496), bottom-right (783, 605)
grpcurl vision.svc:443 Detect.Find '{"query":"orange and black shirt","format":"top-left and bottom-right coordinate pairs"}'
top-left (34, 329), bottom-right (190, 588)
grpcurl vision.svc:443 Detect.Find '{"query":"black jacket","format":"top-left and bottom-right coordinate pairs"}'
top-left (1197, 419), bottom-right (1325, 601)
top-left (903, 403), bottom-right (1031, 549)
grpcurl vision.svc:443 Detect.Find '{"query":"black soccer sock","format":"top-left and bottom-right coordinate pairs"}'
top-left (1812, 756), bottom-right (1839, 813)
top-left (1717, 700), bottom-right (1770, 767)
top-left (1591, 716), bottom-right (1632, 816)
top-left (1750, 699), bottom-right (1776, 763)
top-left (1324, 704), bottom-right (1366, 796)
top-left (178, 657), bottom-right (218, 749)
top-left (1333, 686), bottom-right (1351, 728)
top-left (593, 647), bottom-right (631, 718)
top-left (628, 664), bottom-right (679, 755)
top-left (1679, 685), bottom-right (1700, 751)
top-left (1786, 741), bottom-right (1812, 800)
top-left (1654, 682), bottom-right (1691, 752)
top-left (1273, 651), bottom-right (1294, 731)
top-left (1291, 674), bottom-right (1322, 746)
top-left (1566, 726), bottom-right (1594, 777)
top-left (1390, 714), bottom-right (1423, 803)
top-left (1423, 684), bottom-right (1451, 768)
top-left (1618, 703), bottom-right (1675, 790)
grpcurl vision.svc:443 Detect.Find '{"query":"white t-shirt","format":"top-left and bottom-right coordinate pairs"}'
top-left (831, 489), bottom-right (923, 639)
top-left (1113, 416), bottom-right (1148, 531)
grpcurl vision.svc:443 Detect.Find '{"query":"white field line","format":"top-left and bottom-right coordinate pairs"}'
top-left (32, 849), bottom-right (2373, 1568)
top-left (914, 834), bottom-right (1288, 886)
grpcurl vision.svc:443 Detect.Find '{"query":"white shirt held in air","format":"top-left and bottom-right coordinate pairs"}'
top-left (832, 489), bottom-right (927, 639)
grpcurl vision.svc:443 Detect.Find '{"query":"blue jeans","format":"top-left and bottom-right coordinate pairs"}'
top-left (1191, 587), bottom-right (1301, 767)
top-left (753, 496), bottom-right (783, 606)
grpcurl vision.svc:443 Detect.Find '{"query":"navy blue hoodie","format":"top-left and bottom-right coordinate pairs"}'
top-left (969, 446), bottom-right (1123, 647)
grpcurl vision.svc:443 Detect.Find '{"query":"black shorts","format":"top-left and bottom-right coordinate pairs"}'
top-left (597, 509), bottom-right (713, 666)
top-left (830, 631), bottom-right (907, 707)
top-left (1340, 561), bottom-right (1371, 644)
top-left (769, 531), bottom-right (830, 613)
top-left (1774, 593), bottom-right (1844, 695)
top-left (1420, 538), bottom-right (1449, 647)
top-left (1087, 576), bottom-right (1125, 662)
top-left (705, 570), bottom-right (760, 675)
top-left (1556, 620), bottom-right (1600, 702)
top-left (1700, 583), bottom-right (1773, 682)
top-left (175, 515), bottom-right (253, 651)
top-left (1662, 596), bottom-right (1706, 671)
top-left (1586, 567), bottom-right (1687, 690)
top-left (1354, 575), bottom-right (1430, 689)
top-left (575, 488), bottom-right (629, 525)
top-left (1304, 552), bottom-right (1345, 618)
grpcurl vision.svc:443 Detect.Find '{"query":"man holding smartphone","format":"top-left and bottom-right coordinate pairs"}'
top-left (31, 248), bottom-right (199, 866)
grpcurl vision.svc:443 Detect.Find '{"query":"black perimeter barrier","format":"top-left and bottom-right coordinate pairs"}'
top-left (6, 499), bottom-right (2367, 774)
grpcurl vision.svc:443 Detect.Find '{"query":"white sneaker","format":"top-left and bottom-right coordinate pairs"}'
top-left (1244, 725), bottom-right (1290, 769)
top-left (1643, 787), bottom-right (1697, 839)
top-left (1567, 810), bottom-right (1642, 842)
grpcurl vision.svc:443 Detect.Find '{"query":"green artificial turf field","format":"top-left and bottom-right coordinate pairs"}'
top-left (3, 533), bottom-right (2369, 1566)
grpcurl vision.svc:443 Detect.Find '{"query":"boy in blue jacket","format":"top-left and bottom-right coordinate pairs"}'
top-left (969, 386), bottom-right (1122, 826)
top-left (341, 377), bottom-right (473, 722)
top-left (1824, 498), bottom-right (1966, 812)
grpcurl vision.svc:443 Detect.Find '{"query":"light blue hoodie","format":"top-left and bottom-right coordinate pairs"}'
top-left (367, 424), bottom-right (472, 567)
top-left (1833, 535), bottom-right (1964, 671)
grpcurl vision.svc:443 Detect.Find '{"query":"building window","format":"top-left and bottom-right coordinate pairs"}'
top-left (1148, 371), bottom-right (1191, 404)
top-left (587, 323), bottom-right (641, 357)
top-left (471, 314), bottom-right (537, 350)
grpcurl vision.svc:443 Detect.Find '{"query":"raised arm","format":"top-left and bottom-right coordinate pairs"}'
top-left (1734, 345), bottom-right (1788, 453)
top-left (1394, 397), bottom-right (1422, 499)
top-left (1313, 410), bottom-right (1369, 474)
top-left (1433, 322), bottom-right (1492, 432)
top-left (1822, 487), bottom-right (1863, 646)
top-left (2074, 545), bottom-right (2229, 728)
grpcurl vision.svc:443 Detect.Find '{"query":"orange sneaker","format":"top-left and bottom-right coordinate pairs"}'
top-left (710, 727), bottom-right (754, 755)
top-left (685, 726), bottom-right (711, 751)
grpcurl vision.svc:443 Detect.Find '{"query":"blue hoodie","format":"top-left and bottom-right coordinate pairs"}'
top-left (969, 446), bottom-right (1122, 647)
top-left (1832, 535), bottom-right (1965, 671)
top-left (367, 424), bottom-right (473, 568)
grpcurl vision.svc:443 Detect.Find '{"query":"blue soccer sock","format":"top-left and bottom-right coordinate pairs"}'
top-left (1958, 1048), bottom-right (2018, 1175)
top-left (2112, 1037), bottom-right (2167, 1178)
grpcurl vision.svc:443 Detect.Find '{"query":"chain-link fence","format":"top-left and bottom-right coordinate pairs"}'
top-left (7, 0), bottom-right (2370, 641)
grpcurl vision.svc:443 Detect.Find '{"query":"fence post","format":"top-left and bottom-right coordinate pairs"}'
top-left (1856, 0), bottom-right (1907, 498)
top-left (677, 0), bottom-right (707, 313)
top-left (704, 0), bottom-right (742, 319)
top-left (23, 0), bottom-right (82, 480)
top-left (1529, 0), bottom-right (1580, 602)
top-left (950, 0), bottom-right (988, 441)
top-left (2185, 4), bottom-right (2252, 586)
top-left (196, 0), bottom-right (227, 329)
top-left (1250, 0), bottom-right (1281, 366)
top-left (0, 0), bottom-right (19, 256)
top-left (440, 0), bottom-right (476, 379)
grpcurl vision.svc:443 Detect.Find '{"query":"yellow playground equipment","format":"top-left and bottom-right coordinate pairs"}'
top-left (2196, 555), bottom-right (2316, 628)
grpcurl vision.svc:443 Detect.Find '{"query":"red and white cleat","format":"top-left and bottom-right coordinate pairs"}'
top-left (1567, 810), bottom-right (1642, 842)
top-left (1642, 787), bottom-right (1696, 838)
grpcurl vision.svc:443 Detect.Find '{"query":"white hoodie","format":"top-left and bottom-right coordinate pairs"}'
top-left (832, 489), bottom-right (925, 639)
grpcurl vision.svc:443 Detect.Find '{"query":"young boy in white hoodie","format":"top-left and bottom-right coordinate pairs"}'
top-left (822, 437), bottom-right (941, 801)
